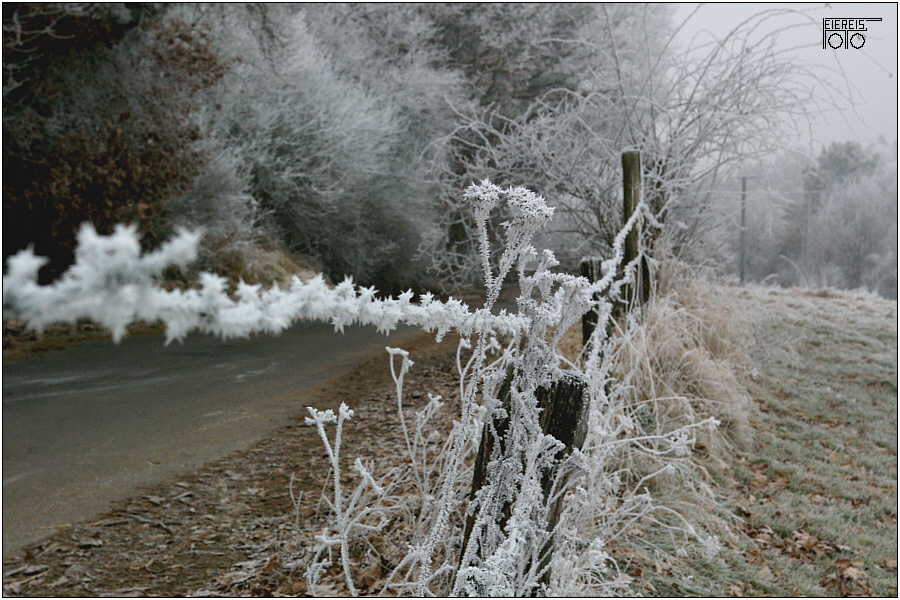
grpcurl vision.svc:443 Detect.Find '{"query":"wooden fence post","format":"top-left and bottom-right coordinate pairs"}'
top-left (581, 150), bottom-right (650, 346)
top-left (620, 150), bottom-right (650, 311)
top-left (531, 373), bottom-right (589, 591)
top-left (580, 258), bottom-right (600, 346)
top-left (461, 366), bottom-right (588, 593)
top-left (461, 150), bottom-right (652, 591)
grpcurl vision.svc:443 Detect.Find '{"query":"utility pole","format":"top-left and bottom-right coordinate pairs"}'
top-left (739, 176), bottom-right (748, 284)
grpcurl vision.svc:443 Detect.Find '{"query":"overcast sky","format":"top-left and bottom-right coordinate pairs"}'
top-left (671, 3), bottom-right (898, 152)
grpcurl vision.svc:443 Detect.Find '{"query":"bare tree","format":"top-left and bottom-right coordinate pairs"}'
top-left (421, 6), bottom-right (841, 291)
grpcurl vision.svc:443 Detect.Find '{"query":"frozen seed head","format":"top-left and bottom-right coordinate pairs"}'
top-left (504, 186), bottom-right (554, 226)
top-left (464, 180), bottom-right (502, 215)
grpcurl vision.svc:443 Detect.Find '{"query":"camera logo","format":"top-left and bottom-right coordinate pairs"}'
top-left (823, 18), bottom-right (882, 49)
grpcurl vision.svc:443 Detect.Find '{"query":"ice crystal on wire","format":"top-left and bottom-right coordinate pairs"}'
top-left (2, 224), bottom-right (530, 346)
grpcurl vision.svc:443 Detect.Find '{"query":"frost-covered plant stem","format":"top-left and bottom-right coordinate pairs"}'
top-left (387, 347), bottom-right (425, 498)
top-left (305, 404), bottom-right (358, 596)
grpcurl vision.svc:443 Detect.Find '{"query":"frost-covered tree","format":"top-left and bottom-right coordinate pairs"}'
top-left (171, 4), bottom-right (467, 290)
top-left (707, 139), bottom-right (897, 298)
top-left (421, 5), bottom-right (838, 290)
top-left (420, 3), bottom-right (597, 114)
top-left (804, 142), bottom-right (898, 295)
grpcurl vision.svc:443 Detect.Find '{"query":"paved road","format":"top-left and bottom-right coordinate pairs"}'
top-left (2, 321), bottom-right (424, 553)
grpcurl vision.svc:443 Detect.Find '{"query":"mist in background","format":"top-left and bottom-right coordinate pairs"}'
top-left (673, 3), bottom-right (897, 150)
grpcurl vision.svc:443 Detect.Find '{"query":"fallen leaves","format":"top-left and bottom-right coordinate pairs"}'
top-left (741, 523), bottom-right (854, 566)
top-left (357, 559), bottom-right (387, 592)
top-left (728, 580), bottom-right (750, 597)
top-left (742, 461), bottom-right (790, 495)
top-left (4, 563), bottom-right (50, 579)
top-left (2, 564), bottom-right (51, 595)
top-left (739, 517), bottom-right (888, 597)
top-left (2, 333), bottom-right (464, 597)
top-left (785, 531), bottom-right (835, 560)
top-left (76, 537), bottom-right (104, 549)
top-left (821, 559), bottom-right (872, 596)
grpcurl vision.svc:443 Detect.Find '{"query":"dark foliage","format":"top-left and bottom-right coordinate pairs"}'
top-left (3, 8), bottom-right (227, 282)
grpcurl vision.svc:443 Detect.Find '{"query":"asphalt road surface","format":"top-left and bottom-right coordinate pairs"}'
top-left (2, 321), bottom-right (424, 553)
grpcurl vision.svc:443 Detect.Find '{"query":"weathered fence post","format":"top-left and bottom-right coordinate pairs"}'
top-left (461, 150), bottom-right (653, 592)
top-left (461, 366), bottom-right (588, 594)
top-left (531, 373), bottom-right (589, 591)
top-left (620, 150), bottom-right (650, 312)
top-left (581, 150), bottom-right (650, 346)
top-left (580, 258), bottom-right (600, 346)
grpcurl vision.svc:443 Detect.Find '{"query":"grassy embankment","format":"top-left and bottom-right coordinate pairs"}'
top-left (585, 277), bottom-right (898, 596)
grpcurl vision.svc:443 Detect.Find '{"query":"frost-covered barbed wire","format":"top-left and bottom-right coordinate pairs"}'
top-left (2, 223), bottom-right (529, 345)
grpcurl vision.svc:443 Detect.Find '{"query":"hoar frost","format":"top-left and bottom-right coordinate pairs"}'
top-left (3, 181), bottom-right (722, 596)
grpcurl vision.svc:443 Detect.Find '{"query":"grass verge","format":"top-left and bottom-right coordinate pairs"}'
top-left (610, 281), bottom-right (897, 596)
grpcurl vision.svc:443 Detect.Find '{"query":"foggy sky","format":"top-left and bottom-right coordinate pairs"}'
top-left (672, 3), bottom-right (898, 151)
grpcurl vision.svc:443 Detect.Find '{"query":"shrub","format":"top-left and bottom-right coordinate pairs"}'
top-left (182, 5), bottom-right (466, 291)
top-left (3, 13), bottom-right (227, 282)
